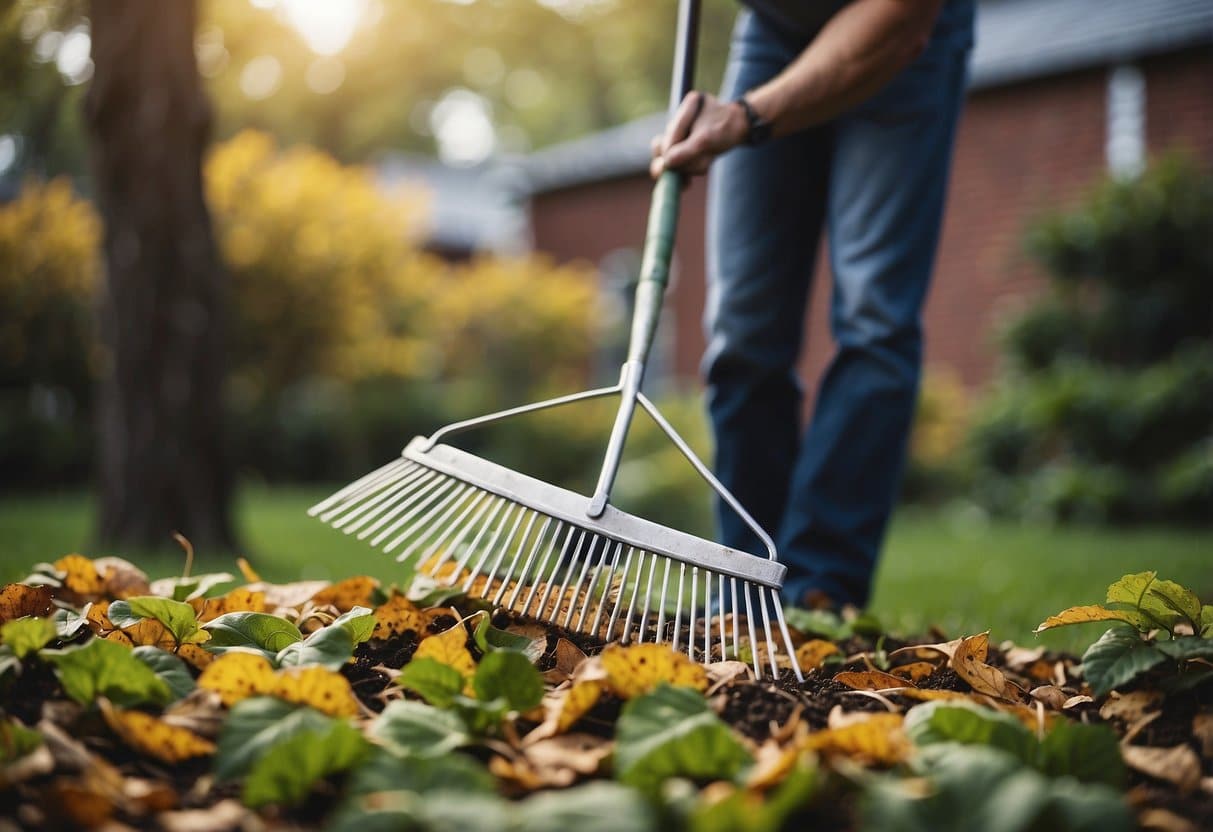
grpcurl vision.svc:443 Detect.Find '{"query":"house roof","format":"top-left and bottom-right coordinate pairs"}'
top-left (522, 0), bottom-right (1213, 195)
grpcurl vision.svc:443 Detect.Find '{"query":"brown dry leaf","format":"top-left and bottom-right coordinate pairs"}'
top-left (895, 688), bottom-right (973, 703)
top-left (706, 661), bottom-right (753, 695)
top-left (514, 733), bottom-right (611, 786)
top-left (54, 554), bottom-right (106, 600)
top-left (600, 643), bottom-right (709, 698)
top-left (834, 669), bottom-right (908, 691)
top-left (190, 589), bottom-right (267, 623)
top-left (802, 713), bottom-right (910, 764)
top-left (951, 634), bottom-right (1022, 701)
top-left (543, 638), bottom-right (588, 685)
top-left (890, 662), bottom-right (936, 683)
top-left (412, 621), bottom-right (476, 680)
top-left (48, 776), bottom-right (117, 828)
top-left (1001, 644), bottom-right (1046, 669)
top-left (0, 743), bottom-right (54, 788)
top-left (372, 593), bottom-right (428, 639)
top-left (158, 798), bottom-right (251, 832)
top-left (0, 583), bottom-right (54, 623)
top-left (241, 580), bottom-right (328, 610)
top-left (197, 652), bottom-right (276, 707)
top-left (1062, 695), bottom-right (1094, 709)
top-left (311, 576), bottom-right (378, 612)
top-left (795, 639), bottom-right (840, 671)
top-left (92, 557), bottom-right (150, 599)
top-left (1191, 712), bottom-right (1213, 758)
top-left (1021, 659), bottom-right (1061, 685)
top-left (746, 740), bottom-right (801, 790)
top-left (162, 690), bottom-right (226, 740)
top-left (274, 666), bottom-right (360, 717)
top-left (1100, 690), bottom-right (1163, 724)
top-left (1138, 808), bottom-right (1198, 832)
top-left (99, 699), bottom-right (215, 764)
top-left (890, 632), bottom-right (986, 663)
top-left (1029, 685), bottom-right (1069, 709)
top-left (1122, 743), bottom-right (1202, 792)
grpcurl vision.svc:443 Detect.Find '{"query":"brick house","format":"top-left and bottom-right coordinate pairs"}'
top-left (519, 0), bottom-right (1213, 396)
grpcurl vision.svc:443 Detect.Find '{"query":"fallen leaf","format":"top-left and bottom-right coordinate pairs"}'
top-left (890, 662), bottom-right (936, 683)
top-left (745, 740), bottom-right (800, 790)
top-left (895, 689), bottom-right (974, 703)
top-left (157, 798), bottom-right (251, 832)
top-left (557, 680), bottom-right (605, 733)
top-left (1191, 712), bottom-right (1213, 758)
top-left (177, 644), bottom-right (214, 671)
top-left (509, 733), bottom-right (611, 787)
top-left (311, 576), bottom-right (378, 612)
top-left (49, 776), bottom-right (116, 827)
top-left (0, 584), bottom-right (55, 623)
top-left (705, 661), bottom-right (752, 695)
top-left (411, 621), bottom-right (476, 681)
top-left (952, 634), bottom-right (1022, 701)
top-left (54, 554), bottom-right (106, 600)
top-left (372, 593), bottom-right (428, 639)
top-left (833, 669), bottom-right (908, 691)
top-left (1001, 644), bottom-right (1047, 669)
top-left (796, 639), bottom-right (840, 671)
top-left (241, 580), bottom-right (329, 610)
top-left (1029, 685), bottom-right (1068, 709)
top-left (1138, 808), bottom-right (1198, 832)
top-left (1121, 743), bottom-right (1201, 792)
top-left (890, 632), bottom-right (986, 663)
top-left (1063, 695), bottom-right (1094, 709)
top-left (92, 557), bottom-right (150, 599)
top-left (197, 652), bottom-right (276, 707)
top-left (274, 666), bottom-right (360, 717)
top-left (99, 699), bottom-right (215, 763)
top-left (600, 643), bottom-right (709, 698)
top-left (802, 713), bottom-right (909, 764)
top-left (162, 689), bottom-right (226, 739)
top-left (191, 589), bottom-right (267, 623)
top-left (1099, 690), bottom-right (1163, 724)
top-left (543, 638), bottom-right (588, 685)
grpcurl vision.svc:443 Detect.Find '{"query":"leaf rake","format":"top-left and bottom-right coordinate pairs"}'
top-left (309, 0), bottom-right (802, 681)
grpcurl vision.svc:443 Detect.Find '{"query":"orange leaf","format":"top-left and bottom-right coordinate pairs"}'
top-left (600, 643), bottom-right (708, 699)
top-left (0, 584), bottom-right (54, 624)
top-left (177, 643), bottom-right (214, 671)
top-left (411, 621), bottom-right (476, 680)
top-left (890, 662), bottom-right (937, 683)
top-left (99, 699), bottom-right (215, 763)
top-left (274, 666), bottom-right (360, 717)
top-left (191, 588), bottom-right (267, 623)
top-left (795, 639), bottom-right (840, 671)
top-left (802, 713), bottom-right (909, 764)
top-left (833, 669), bottom-right (909, 691)
top-left (312, 576), bottom-right (378, 612)
top-left (951, 634), bottom-right (1022, 701)
top-left (197, 652), bottom-right (276, 707)
top-left (372, 593), bottom-right (428, 639)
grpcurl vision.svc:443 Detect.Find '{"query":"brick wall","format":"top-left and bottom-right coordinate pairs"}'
top-left (529, 47), bottom-right (1213, 400)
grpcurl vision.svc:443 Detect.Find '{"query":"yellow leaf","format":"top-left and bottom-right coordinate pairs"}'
top-left (197, 652), bottom-right (276, 707)
top-left (833, 669), bottom-right (909, 691)
top-left (274, 666), bottom-right (360, 717)
top-left (54, 554), bottom-right (106, 599)
top-left (951, 634), bottom-right (1023, 702)
top-left (412, 621), bottom-right (476, 680)
top-left (312, 576), bottom-right (378, 612)
top-left (0, 584), bottom-right (54, 624)
top-left (1034, 605), bottom-right (1149, 634)
top-left (177, 643), bottom-right (214, 671)
top-left (120, 618), bottom-right (177, 650)
top-left (896, 689), bottom-right (973, 703)
top-left (802, 713), bottom-right (909, 764)
top-left (795, 639), bottom-right (839, 671)
top-left (890, 662), bottom-right (937, 683)
top-left (600, 643), bottom-right (708, 699)
top-left (191, 588), bottom-right (267, 623)
top-left (99, 700), bottom-right (215, 763)
top-left (372, 593), bottom-right (428, 639)
top-left (556, 680), bottom-right (604, 733)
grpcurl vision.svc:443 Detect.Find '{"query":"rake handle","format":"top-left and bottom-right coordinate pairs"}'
top-left (587, 0), bottom-right (700, 519)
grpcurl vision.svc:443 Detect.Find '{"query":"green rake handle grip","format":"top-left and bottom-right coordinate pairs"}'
top-left (587, 0), bottom-right (699, 519)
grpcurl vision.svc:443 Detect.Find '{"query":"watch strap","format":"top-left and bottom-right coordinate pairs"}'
top-left (736, 95), bottom-right (772, 146)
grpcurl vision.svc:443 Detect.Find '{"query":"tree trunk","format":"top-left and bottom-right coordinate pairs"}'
top-left (86, 0), bottom-right (235, 551)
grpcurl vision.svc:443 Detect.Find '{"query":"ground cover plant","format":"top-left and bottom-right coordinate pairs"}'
top-left (1, 546), bottom-right (1210, 830)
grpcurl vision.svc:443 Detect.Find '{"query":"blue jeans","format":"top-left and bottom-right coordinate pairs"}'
top-left (704, 2), bottom-right (974, 608)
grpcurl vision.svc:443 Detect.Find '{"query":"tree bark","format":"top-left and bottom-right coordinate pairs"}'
top-left (86, 0), bottom-right (235, 550)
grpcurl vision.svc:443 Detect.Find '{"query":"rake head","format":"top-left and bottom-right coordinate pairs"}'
top-left (309, 424), bottom-right (804, 681)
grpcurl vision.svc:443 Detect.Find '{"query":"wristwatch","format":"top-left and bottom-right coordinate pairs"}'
top-left (736, 95), bottom-right (773, 146)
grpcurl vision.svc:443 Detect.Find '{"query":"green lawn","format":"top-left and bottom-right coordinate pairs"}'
top-left (1, 489), bottom-right (1208, 654)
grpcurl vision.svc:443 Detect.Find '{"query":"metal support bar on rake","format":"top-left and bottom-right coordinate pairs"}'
top-left (309, 0), bottom-right (803, 682)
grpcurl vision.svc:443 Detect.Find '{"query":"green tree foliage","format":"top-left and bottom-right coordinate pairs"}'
top-left (969, 157), bottom-right (1213, 524)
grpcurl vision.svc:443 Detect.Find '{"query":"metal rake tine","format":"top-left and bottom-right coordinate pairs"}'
top-left (687, 566), bottom-right (698, 660)
top-left (588, 540), bottom-right (623, 638)
top-left (398, 486), bottom-right (488, 564)
top-left (519, 521), bottom-right (568, 617)
top-left (361, 473), bottom-right (452, 544)
top-left (561, 531), bottom-right (596, 630)
top-left (636, 551), bottom-right (658, 644)
top-left (309, 457), bottom-right (412, 516)
top-left (744, 587), bottom-right (760, 678)
top-left (507, 516), bottom-right (558, 610)
top-left (604, 545), bottom-right (636, 642)
top-left (773, 595), bottom-right (804, 682)
top-left (655, 558), bottom-right (672, 643)
top-left (533, 526), bottom-right (578, 620)
top-left (462, 501), bottom-right (522, 592)
top-left (343, 467), bottom-right (438, 535)
top-left (485, 509), bottom-right (536, 602)
top-left (704, 571), bottom-right (714, 662)
top-left (402, 489), bottom-right (487, 572)
top-left (671, 563), bottom-right (686, 653)
top-left (759, 588), bottom-right (780, 680)
top-left (323, 464), bottom-right (431, 527)
top-left (427, 492), bottom-right (500, 577)
top-left (382, 481), bottom-right (472, 556)
top-left (574, 536), bottom-right (612, 634)
top-left (717, 574), bottom-right (727, 662)
top-left (619, 549), bottom-right (646, 643)
top-left (730, 578), bottom-right (741, 659)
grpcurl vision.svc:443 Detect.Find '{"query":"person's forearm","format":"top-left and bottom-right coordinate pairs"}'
top-left (747, 0), bottom-right (943, 137)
